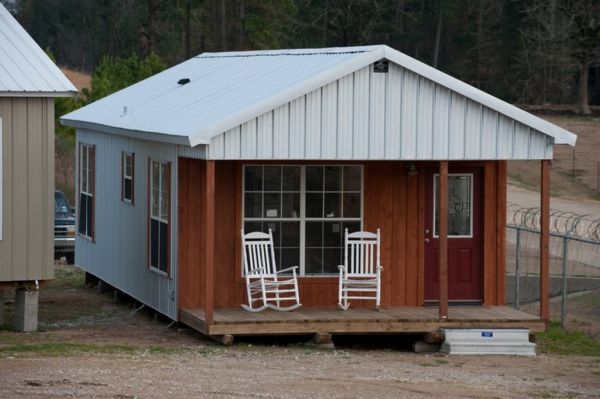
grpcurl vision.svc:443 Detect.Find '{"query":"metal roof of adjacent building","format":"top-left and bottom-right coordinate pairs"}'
top-left (61, 45), bottom-right (577, 149)
top-left (0, 3), bottom-right (77, 97)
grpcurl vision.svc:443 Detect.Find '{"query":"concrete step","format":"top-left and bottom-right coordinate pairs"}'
top-left (441, 328), bottom-right (536, 356)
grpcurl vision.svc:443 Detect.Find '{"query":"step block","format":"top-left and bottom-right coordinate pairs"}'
top-left (441, 328), bottom-right (536, 356)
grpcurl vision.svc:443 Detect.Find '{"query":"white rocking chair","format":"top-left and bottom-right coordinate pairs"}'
top-left (241, 229), bottom-right (301, 312)
top-left (338, 229), bottom-right (383, 310)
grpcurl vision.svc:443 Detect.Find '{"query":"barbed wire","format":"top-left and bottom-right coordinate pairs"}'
top-left (507, 202), bottom-right (600, 242)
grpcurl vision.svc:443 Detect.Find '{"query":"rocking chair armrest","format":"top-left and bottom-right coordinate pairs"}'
top-left (276, 266), bottom-right (299, 274)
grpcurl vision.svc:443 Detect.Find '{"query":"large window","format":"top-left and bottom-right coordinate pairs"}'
top-left (121, 152), bottom-right (135, 204)
top-left (243, 165), bottom-right (362, 275)
top-left (78, 143), bottom-right (95, 239)
top-left (149, 160), bottom-right (170, 274)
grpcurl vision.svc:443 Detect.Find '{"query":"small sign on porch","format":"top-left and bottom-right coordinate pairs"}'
top-left (481, 331), bottom-right (494, 338)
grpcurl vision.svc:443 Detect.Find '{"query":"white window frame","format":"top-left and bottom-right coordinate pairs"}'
top-left (78, 143), bottom-right (95, 239)
top-left (433, 173), bottom-right (474, 239)
top-left (122, 152), bottom-right (134, 204)
top-left (149, 159), bottom-right (169, 275)
top-left (242, 165), bottom-right (363, 276)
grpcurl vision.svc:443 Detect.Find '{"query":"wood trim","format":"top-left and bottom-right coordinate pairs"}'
top-left (131, 153), bottom-right (135, 205)
top-left (204, 160), bottom-right (216, 323)
top-left (417, 165), bottom-right (426, 306)
top-left (120, 151), bottom-right (124, 202)
top-left (496, 161), bottom-right (507, 305)
top-left (90, 145), bottom-right (95, 240)
top-left (166, 161), bottom-right (172, 278)
top-left (438, 161), bottom-right (448, 320)
top-left (146, 157), bottom-right (151, 268)
top-left (540, 160), bottom-right (550, 321)
top-left (483, 162), bottom-right (496, 305)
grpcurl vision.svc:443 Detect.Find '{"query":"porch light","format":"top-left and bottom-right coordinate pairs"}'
top-left (407, 163), bottom-right (418, 176)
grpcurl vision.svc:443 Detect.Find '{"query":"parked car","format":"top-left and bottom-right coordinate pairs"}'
top-left (54, 190), bottom-right (76, 264)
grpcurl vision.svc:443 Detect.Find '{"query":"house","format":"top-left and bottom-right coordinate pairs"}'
top-left (0, 4), bottom-right (77, 331)
top-left (61, 45), bottom-right (576, 342)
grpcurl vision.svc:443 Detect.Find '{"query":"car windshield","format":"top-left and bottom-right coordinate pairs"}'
top-left (55, 192), bottom-right (70, 213)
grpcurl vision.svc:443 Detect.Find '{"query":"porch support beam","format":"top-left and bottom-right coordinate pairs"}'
top-left (540, 160), bottom-right (550, 322)
top-left (438, 161), bottom-right (449, 320)
top-left (204, 160), bottom-right (216, 324)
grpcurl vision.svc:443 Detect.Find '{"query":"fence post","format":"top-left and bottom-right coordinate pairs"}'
top-left (561, 236), bottom-right (569, 327)
top-left (515, 228), bottom-right (521, 310)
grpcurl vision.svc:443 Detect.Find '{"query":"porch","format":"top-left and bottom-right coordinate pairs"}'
top-left (180, 306), bottom-right (544, 337)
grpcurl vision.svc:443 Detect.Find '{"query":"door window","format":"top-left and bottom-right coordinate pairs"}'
top-left (433, 174), bottom-right (473, 237)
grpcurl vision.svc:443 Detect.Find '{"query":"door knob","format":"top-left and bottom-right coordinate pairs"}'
top-left (425, 238), bottom-right (430, 243)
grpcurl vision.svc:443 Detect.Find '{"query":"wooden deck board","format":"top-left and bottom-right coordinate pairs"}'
top-left (180, 306), bottom-right (545, 336)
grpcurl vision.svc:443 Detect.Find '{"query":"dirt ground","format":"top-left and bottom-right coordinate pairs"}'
top-left (0, 265), bottom-right (599, 399)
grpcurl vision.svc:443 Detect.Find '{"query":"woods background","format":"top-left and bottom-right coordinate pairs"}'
top-left (1, 0), bottom-right (599, 200)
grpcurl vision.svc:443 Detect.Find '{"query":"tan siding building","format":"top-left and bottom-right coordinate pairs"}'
top-left (0, 4), bottom-right (76, 330)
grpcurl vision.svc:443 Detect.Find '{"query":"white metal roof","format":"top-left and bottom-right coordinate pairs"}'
top-left (0, 3), bottom-right (76, 97)
top-left (61, 45), bottom-right (576, 148)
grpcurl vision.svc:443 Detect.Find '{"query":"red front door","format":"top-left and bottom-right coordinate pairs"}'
top-left (424, 167), bottom-right (483, 302)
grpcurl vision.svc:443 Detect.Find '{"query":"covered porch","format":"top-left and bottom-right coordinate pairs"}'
top-left (180, 306), bottom-right (545, 337)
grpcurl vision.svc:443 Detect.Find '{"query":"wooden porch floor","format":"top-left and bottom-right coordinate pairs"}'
top-left (180, 306), bottom-right (545, 337)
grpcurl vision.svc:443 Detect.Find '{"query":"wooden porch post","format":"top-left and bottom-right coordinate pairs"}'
top-left (439, 161), bottom-right (449, 320)
top-left (204, 160), bottom-right (216, 324)
top-left (540, 160), bottom-right (550, 322)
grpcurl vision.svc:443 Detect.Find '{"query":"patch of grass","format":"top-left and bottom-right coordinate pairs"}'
top-left (537, 322), bottom-right (600, 356)
top-left (0, 342), bottom-right (137, 357)
top-left (419, 361), bottom-right (438, 367)
top-left (435, 359), bottom-right (449, 364)
top-left (46, 265), bottom-right (86, 289)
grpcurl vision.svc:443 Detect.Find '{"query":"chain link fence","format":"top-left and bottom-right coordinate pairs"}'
top-left (506, 203), bottom-right (600, 325)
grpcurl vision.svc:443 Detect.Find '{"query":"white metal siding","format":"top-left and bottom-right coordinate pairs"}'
top-left (209, 64), bottom-right (554, 160)
top-left (75, 129), bottom-right (205, 320)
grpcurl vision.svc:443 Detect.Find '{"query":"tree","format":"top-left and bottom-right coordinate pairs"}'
top-left (564, 0), bottom-right (600, 115)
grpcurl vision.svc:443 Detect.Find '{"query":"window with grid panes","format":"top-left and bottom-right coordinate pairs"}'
top-left (149, 160), bottom-right (170, 273)
top-left (243, 165), bottom-right (362, 275)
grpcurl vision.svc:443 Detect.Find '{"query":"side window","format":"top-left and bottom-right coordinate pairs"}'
top-left (122, 152), bottom-right (134, 204)
top-left (78, 143), bottom-right (95, 239)
top-left (149, 159), bottom-right (170, 274)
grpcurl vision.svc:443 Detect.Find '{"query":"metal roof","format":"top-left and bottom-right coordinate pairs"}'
top-left (0, 3), bottom-right (76, 97)
top-left (61, 45), bottom-right (576, 148)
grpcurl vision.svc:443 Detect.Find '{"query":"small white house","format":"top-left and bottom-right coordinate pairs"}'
top-left (61, 45), bottom-right (575, 340)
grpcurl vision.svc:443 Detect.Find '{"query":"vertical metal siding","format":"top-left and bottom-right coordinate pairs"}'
top-left (321, 81), bottom-right (338, 159)
top-left (432, 85), bottom-right (450, 159)
top-left (208, 63), bottom-right (554, 160)
top-left (337, 74), bottom-right (353, 158)
top-left (369, 67), bottom-right (386, 159)
top-left (289, 96), bottom-right (305, 158)
top-left (305, 89), bottom-right (322, 158)
top-left (416, 78), bottom-right (434, 159)
top-left (75, 129), bottom-right (205, 320)
top-left (0, 97), bottom-right (54, 282)
top-left (385, 63), bottom-right (402, 159)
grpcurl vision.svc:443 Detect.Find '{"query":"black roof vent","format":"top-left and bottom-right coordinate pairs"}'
top-left (178, 78), bottom-right (191, 85)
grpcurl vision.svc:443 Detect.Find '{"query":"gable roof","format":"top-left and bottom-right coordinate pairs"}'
top-left (60, 45), bottom-right (576, 148)
top-left (0, 4), bottom-right (76, 97)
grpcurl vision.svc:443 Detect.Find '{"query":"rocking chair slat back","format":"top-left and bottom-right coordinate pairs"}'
top-left (345, 230), bottom-right (379, 277)
top-left (242, 231), bottom-right (277, 276)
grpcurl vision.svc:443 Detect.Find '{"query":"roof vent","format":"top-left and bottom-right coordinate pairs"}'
top-left (178, 78), bottom-right (191, 85)
top-left (373, 60), bottom-right (388, 73)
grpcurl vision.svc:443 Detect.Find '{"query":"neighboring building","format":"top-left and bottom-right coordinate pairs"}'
top-left (61, 45), bottom-right (576, 341)
top-left (0, 4), bottom-right (77, 330)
